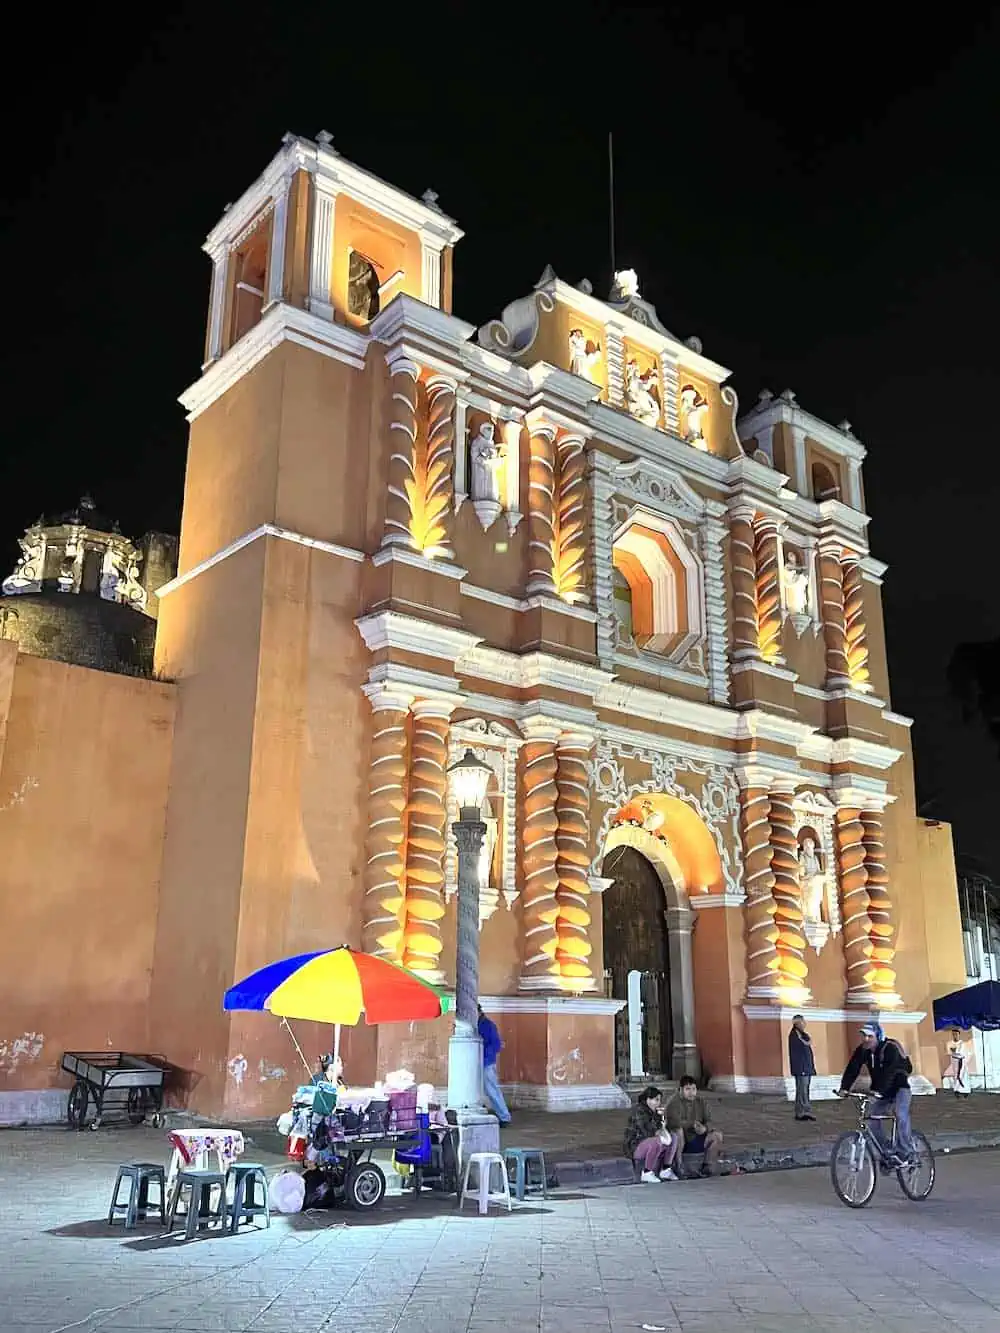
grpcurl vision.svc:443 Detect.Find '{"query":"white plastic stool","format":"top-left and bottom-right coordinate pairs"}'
top-left (459, 1152), bottom-right (512, 1215)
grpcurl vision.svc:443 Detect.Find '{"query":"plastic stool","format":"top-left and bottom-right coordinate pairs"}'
top-left (167, 1168), bottom-right (227, 1239)
top-left (108, 1162), bottom-right (166, 1228)
top-left (226, 1163), bottom-right (270, 1232)
top-left (503, 1147), bottom-right (547, 1200)
top-left (459, 1152), bottom-right (512, 1216)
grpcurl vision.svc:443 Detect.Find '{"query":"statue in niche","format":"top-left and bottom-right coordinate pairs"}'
top-left (470, 423), bottom-right (505, 505)
top-left (568, 328), bottom-right (601, 382)
top-left (469, 422), bottom-right (506, 530)
top-left (797, 835), bottom-right (826, 926)
top-left (347, 251), bottom-right (381, 321)
top-left (58, 548), bottom-right (78, 592)
top-left (680, 384), bottom-right (709, 450)
top-left (625, 359), bottom-right (660, 427)
top-left (781, 549), bottom-right (810, 616)
top-left (3, 533), bottom-right (43, 594)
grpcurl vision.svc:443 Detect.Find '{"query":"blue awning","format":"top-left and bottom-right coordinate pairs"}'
top-left (932, 980), bottom-right (1000, 1032)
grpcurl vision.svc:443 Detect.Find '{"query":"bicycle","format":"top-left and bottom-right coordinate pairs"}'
top-left (829, 1091), bottom-right (935, 1208)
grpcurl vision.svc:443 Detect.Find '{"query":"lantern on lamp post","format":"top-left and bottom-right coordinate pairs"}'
top-left (446, 748), bottom-right (493, 1113)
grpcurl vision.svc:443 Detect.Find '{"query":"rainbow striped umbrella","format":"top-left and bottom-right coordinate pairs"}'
top-left (223, 945), bottom-right (451, 1027)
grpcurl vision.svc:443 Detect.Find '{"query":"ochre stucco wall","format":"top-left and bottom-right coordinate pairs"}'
top-left (0, 643), bottom-right (174, 1094)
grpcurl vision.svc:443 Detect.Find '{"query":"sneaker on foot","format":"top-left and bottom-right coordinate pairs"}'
top-left (640, 1170), bottom-right (661, 1184)
top-left (659, 1168), bottom-right (678, 1181)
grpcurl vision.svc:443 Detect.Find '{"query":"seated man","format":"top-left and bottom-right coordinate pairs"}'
top-left (665, 1075), bottom-right (724, 1176)
top-left (838, 1022), bottom-right (914, 1166)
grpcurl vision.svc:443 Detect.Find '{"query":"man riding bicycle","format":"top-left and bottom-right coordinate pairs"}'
top-left (837, 1022), bottom-right (915, 1166)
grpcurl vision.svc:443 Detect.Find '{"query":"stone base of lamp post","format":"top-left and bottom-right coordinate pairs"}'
top-left (446, 1028), bottom-right (499, 1165)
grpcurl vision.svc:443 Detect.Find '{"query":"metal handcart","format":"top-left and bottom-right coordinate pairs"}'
top-left (61, 1051), bottom-right (166, 1130)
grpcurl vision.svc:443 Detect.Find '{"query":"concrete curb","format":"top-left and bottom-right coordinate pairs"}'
top-left (550, 1129), bottom-right (1000, 1189)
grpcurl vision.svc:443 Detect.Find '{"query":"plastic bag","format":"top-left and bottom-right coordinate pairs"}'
top-left (276, 1111), bottom-right (293, 1136)
top-left (270, 1170), bottom-right (305, 1214)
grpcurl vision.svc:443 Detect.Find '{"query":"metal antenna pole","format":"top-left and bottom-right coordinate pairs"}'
top-left (608, 132), bottom-right (617, 280)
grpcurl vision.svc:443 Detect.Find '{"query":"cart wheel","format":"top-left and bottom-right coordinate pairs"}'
top-left (345, 1162), bottom-right (386, 1211)
top-left (67, 1080), bottom-right (88, 1130)
top-left (126, 1089), bottom-right (147, 1125)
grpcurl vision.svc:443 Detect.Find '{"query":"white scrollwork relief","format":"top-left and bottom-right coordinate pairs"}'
top-left (589, 739), bottom-right (744, 897)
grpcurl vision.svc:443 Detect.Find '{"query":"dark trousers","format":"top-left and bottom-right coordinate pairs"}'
top-left (794, 1075), bottom-right (812, 1117)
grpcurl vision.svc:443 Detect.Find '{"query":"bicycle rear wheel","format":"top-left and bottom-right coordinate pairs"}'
top-left (896, 1131), bottom-right (935, 1201)
top-left (830, 1130), bottom-right (877, 1208)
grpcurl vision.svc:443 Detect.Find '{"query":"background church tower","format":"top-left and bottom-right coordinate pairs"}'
top-left (149, 134), bottom-right (463, 1113)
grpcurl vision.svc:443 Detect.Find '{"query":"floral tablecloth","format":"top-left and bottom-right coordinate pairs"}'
top-left (167, 1128), bottom-right (245, 1172)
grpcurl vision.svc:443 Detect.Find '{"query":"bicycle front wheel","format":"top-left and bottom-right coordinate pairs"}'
top-left (831, 1130), bottom-right (877, 1208)
top-left (896, 1132), bottom-right (935, 1201)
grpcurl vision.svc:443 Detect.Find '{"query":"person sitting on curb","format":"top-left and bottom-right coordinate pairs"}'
top-left (665, 1076), bottom-right (724, 1176)
top-left (623, 1085), bottom-right (681, 1183)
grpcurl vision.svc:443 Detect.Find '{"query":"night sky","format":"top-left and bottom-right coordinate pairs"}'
top-left (3, 8), bottom-right (998, 870)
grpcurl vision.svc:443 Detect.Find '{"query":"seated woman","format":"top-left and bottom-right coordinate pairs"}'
top-left (623, 1085), bottom-right (681, 1183)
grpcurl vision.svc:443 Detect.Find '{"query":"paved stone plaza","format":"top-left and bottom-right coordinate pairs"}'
top-left (2, 1128), bottom-right (999, 1333)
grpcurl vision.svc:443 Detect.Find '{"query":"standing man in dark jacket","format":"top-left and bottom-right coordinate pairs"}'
top-left (789, 1014), bottom-right (817, 1121)
top-left (838, 1022), bottom-right (914, 1163)
top-left (477, 1004), bottom-right (511, 1125)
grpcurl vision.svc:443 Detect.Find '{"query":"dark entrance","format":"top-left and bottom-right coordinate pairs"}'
top-left (602, 846), bottom-right (672, 1081)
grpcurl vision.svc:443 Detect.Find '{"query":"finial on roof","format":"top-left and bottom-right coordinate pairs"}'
top-left (421, 189), bottom-right (443, 213)
top-left (837, 419), bottom-right (853, 435)
top-left (535, 264), bottom-right (557, 288)
top-left (758, 388), bottom-right (774, 404)
top-left (223, 202), bottom-right (232, 213)
top-left (779, 388), bottom-right (797, 404)
top-left (575, 278), bottom-right (593, 295)
top-left (316, 129), bottom-right (333, 147)
top-left (685, 335), bottom-right (703, 354)
top-left (281, 131), bottom-right (296, 145)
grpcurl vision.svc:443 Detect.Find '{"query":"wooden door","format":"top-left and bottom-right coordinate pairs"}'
top-left (602, 847), bottom-right (672, 1079)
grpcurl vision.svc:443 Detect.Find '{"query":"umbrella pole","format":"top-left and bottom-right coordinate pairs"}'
top-left (280, 1017), bottom-right (314, 1079)
top-left (334, 1023), bottom-right (341, 1064)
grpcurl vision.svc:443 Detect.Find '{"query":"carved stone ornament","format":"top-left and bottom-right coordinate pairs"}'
top-left (589, 740), bottom-right (744, 898)
top-left (476, 283), bottom-right (556, 357)
top-left (568, 328), bottom-right (602, 383)
top-left (625, 359), bottom-right (661, 428)
top-left (2, 530), bottom-right (44, 594)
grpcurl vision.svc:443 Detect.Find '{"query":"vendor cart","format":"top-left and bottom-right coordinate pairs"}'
top-left (289, 1086), bottom-right (459, 1211)
top-left (61, 1051), bottom-right (166, 1131)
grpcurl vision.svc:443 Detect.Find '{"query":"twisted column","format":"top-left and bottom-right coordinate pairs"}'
top-left (728, 506), bottom-right (759, 656)
top-left (836, 806), bottom-right (874, 1000)
top-left (842, 556), bottom-right (871, 691)
top-left (519, 722), bottom-right (562, 988)
top-left (382, 355), bottom-right (421, 550)
top-left (754, 515), bottom-right (783, 663)
top-left (410, 374), bottom-right (455, 560)
top-left (400, 699), bottom-right (452, 979)
top-left (769, 785), bottom-right (809, 993)
top-left (861, 810), bottom-right (896, 995)
top-left (819, 539), bottom-right (850, 686)
top-left (362, 688), bottom-right (412, 960)
top-left (552, 433), bottom-right (588, 604)
top-left (526, 422), bottom-right (557, 596)
top-left (453, 819), bottom-right (486, 1035)
top-left (740, 786), bottom-right (779, 989)
top-left (554, 732), bottom-right (594, 987)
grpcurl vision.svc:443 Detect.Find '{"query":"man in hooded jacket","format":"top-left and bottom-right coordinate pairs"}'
top-left (838, 1022), bottom-right (915, 1164)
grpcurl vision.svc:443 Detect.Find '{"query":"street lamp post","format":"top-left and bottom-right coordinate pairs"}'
top-left (445, 748), bottom-right (500, 1157)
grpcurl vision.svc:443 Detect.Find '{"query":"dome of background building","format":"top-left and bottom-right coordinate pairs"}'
top-left (0, 496), bottom-right (177, 675)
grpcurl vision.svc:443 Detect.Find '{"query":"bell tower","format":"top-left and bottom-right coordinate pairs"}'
top-left (148, 134), bottom-right (463, 1115)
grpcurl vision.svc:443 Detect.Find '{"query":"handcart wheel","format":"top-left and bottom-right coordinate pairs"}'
top-left (345, 1161), bottom-right (386, 1211)
top-left (127, 1089), bottom-right (147, 1125)
top-left (67, 1080), bottom-right (88, 1130)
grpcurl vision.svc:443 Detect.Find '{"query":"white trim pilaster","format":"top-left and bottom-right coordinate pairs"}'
top-left (265, 176), bottom-right (291, 309)
top-left (308, 179), bottom-right (339, 321)
top-left (205, 245), bottom-right (228, 367)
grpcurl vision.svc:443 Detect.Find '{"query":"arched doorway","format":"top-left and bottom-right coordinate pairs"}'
top-left (602, 847), bottom-right (672, 1081)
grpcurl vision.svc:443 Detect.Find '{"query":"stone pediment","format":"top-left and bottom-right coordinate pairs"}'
top-left (610, 458), bottom-right (706, 515)
top-left (606, 268), bottom-right (679, 341)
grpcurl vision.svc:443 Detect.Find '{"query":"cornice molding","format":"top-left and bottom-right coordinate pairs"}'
top-left (156, 524), bottom-right (364, 599)
top-left (742, 1005), bottom-right (926, 1025)
top-left (370, 546), bottom-right (467, 581)
top-left (481, 995), bottom-right (626, 1016)
top-left (355, 610), bottom-right (480, 661)
top-left (182, 303), bottom-right (369, 420)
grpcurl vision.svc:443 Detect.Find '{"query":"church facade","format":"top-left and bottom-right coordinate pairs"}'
top-left (0, 134), bottom-right (968, 1121)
